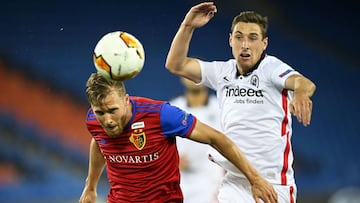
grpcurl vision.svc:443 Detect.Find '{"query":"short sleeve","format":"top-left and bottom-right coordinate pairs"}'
top-left (270, 63), bottom-right (300, 89)
top-left (160, 103), bottom-right (197, 138)
top-left (198, 59), bottom-right (220, 90)
top-left (198, 59), bottom-right (237, 91)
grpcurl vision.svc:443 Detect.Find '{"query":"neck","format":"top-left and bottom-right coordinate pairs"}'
top-left (236, 52), bottom-right (266, 77)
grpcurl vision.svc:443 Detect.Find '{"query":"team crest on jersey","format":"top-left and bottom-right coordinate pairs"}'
top-left (250, 75), bottom-right (259, 88)
top-left (129, 129), bottom-right (146, 150)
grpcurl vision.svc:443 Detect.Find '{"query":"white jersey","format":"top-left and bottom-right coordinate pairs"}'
top-left (170, 94), bottom-right (224, 203)
top-left (199, 55), bottom-right (300, 186)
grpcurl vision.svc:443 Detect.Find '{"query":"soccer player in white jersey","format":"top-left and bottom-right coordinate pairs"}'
top-left (165, 2), bottom-right (316, 203)
top-left (170, 77), bottom-right (225, 203)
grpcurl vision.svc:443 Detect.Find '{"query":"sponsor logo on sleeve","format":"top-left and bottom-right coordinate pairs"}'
top-left (182, 112), bottom-right (189, 126)
top-left (279, 69), bottom-right (293, 78)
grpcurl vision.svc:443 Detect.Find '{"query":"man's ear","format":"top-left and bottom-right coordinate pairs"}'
top-left (263, 37), bottom-right (268, 50)
top-left (124, 94), bottom-right (130, 104)
top-left (229, 33), bottom-right (233, 47)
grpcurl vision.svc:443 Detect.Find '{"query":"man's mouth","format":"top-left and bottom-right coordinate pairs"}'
top-left (106, 125), bottom-right (117, 131)
top-left (240, 53), bottom-right (250, 58)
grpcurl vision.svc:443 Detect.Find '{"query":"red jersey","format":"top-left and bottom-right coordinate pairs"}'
top-left (86, 96), bottom-right (197, 203)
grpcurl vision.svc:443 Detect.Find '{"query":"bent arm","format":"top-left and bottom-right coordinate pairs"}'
top-left (188, 121), bottom-right (278, 202)
top-left (188, 121), bottom-right (260, 183)
top-left (165, 23), bottom-right (202, 83)
top-left (165, 2), bottom-right (217, 83)
top-left (285, 74), bottom-right (316, 97)
top-left (285, 74), bottom-right (316, 126)
top-left (85, 138), bottom-right (105, 190)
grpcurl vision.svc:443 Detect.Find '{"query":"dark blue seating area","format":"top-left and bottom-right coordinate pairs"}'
top-left (0, 111), bottom-right (108, 202)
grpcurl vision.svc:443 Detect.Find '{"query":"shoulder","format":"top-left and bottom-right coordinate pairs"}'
top-left (261, 55), bottom-right (287, 68)
top-left (130, 96), bottom-right (166, 113)
top-left (160, 102), bottom-right (184, 117)
top-left (131, 96), bottom-right (165, 105)
top-left (199, 58), bottom-right (236, 69)
top-left (199, 59), bottom-right (237, 78)
top-left (260, 54), bottom-right (296, 71)
top-left (159, 103), bottom-right (197, 138)
top-left (258, 54), bottom-right (295, 76)
top-left (259, 55), bottom-right (301, 87)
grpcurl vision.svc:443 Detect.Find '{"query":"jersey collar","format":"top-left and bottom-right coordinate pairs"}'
top-left (236, 52), bottom-right (266, 77)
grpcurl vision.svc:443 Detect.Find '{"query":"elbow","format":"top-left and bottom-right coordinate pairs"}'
top-left (164, 59), bottom-right (174, 72)
top-left (165, 59), bottom-right (182, 75)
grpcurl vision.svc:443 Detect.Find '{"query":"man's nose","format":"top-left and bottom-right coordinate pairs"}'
top-left (241, 39), bottom-right (249, 49)
top-left (103, 114), bottom-right (114, 124)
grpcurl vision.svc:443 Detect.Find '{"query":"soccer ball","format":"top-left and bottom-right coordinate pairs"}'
top-left (93, 31), bottom-right (145, 81)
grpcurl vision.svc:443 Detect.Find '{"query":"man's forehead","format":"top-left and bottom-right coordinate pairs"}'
top-left (233, 22), bottom-right (262, 34)
top-left (93, 93), bottom-right (120, 108)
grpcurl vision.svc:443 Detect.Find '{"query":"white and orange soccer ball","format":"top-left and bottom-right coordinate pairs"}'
top-left (93, 31), bottom-right (145, 81)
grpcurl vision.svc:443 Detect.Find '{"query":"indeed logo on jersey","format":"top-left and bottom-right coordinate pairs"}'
top-left (225, 85), bottom-right (264, 104)
top-left (225, 85), bottom-right (264, 97)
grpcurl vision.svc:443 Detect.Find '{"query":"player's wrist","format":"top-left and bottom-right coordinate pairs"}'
top-left (246, 172), bottom-right (262, 186)
top-left (180, 22), bottom-right (196, 31)
top-left (84, 178), bottom-right (98, 191)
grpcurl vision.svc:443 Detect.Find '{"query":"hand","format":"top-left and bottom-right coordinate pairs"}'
top-left (251, 176), bottom-right (278, 203)
top-left (289, 93), bottom-right (313, 126)
top-left (182, 2), bottom-right (217, 28)
top-left (79, 188), bottom-right (97, 203)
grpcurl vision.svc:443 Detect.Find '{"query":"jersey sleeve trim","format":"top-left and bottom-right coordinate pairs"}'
top-left (160, 103), bottom-right (197, 138)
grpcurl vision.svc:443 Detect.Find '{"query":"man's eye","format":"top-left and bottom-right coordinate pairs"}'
top-left (95, 111), bottom-right (104, 116)
top-left (109, 109), bottom-right (117, 114)
top-left (249, 35), bottom-right (259, 41)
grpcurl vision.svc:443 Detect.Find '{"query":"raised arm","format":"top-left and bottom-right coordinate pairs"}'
top-left (165, 2), bottom-right (217, 83)
top-left (285, 74), bottom-right (316, 126)
top-left (79, 138), bottom-right (106, 203)
top-left (188, 121), bottom-right (278, 203)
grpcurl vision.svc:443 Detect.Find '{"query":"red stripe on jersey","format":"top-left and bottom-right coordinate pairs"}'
top-left (281, 89), bottom-right (290, 185)
top-left (183, 117), bottom-right (197, 138)
top-left (281, 131), bottom-right (291, 185)
top-left (281, 89), bottom-right (288, 136)
top-left (290, 185), bottom-right (295, 203)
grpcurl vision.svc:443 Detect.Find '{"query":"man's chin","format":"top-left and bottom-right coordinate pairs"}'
top-left (106, 133), bottom-right (120, 137)
top-left (105, 127), bottom-right (124, 137)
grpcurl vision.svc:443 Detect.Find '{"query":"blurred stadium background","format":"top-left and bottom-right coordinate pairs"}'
top-left (0, 0), bottom-right (359, 202)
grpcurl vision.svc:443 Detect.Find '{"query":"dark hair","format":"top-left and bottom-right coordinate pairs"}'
top-left (231, 11), bottom-right (268, 38)
top-left (86, 72), bottom-right (126, 106)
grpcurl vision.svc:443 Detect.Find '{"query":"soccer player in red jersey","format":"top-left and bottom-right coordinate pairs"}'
top-left (79, 73), bottom-right (277, 203)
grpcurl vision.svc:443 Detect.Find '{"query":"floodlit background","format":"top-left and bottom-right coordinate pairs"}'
top-left (0, 0), bottom-right (359, 202)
